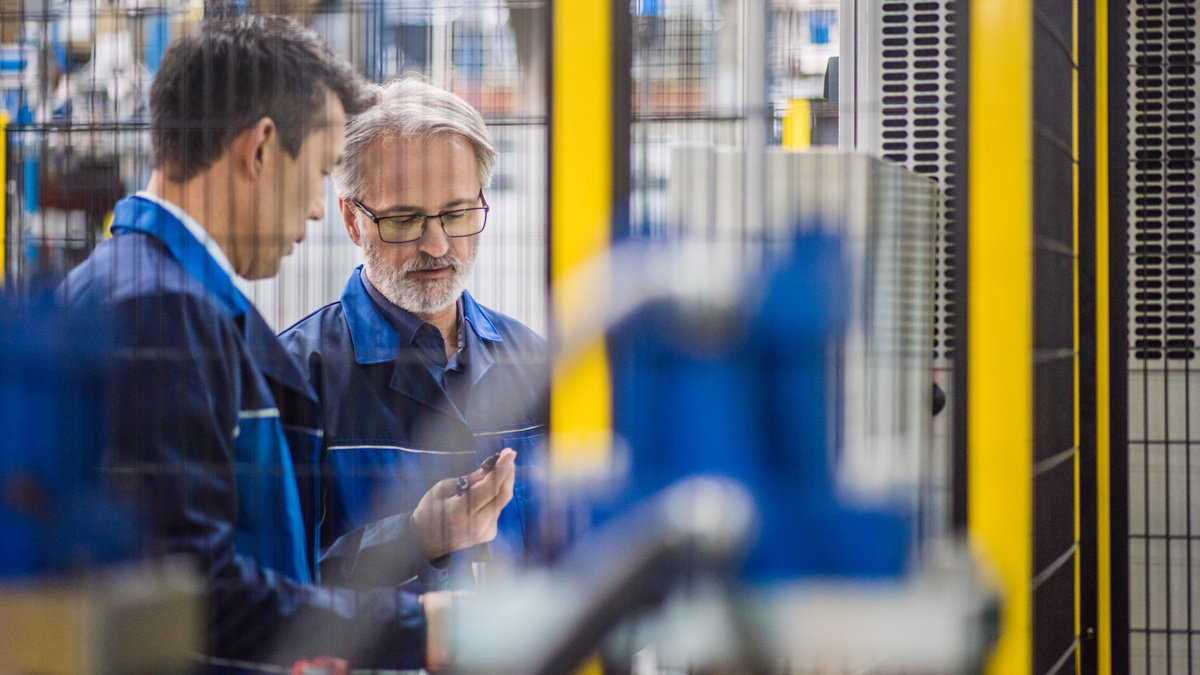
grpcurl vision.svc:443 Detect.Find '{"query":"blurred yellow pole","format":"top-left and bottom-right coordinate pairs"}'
top-left (1093, 1), bottom-right (1113, 671)
top-left (549, 0), bottom-right (613, 478)
top-left (969, 0), bottom-right (1033, 673)
top-left (782, 98), bottom-right (811, 150)
top-left (550, 2), bottom-right (616, 673)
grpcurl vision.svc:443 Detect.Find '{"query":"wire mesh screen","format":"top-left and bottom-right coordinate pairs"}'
top-left (2, 0), bottom-right (547, 334)
top-left (630, 0), bottom-right (942, 548)
top-left (630, 0), bottom-right (839, 242)
top-left (0, 0), bottom-right (962, 669)
top-left (2, 1), bottom-right (549, 669)
top-left (2, 0), bottom-right (154, 280)
top-left (1126, 0), bottom-right (1200, 672)
top-left (242, 2), bottom-right (548, 334)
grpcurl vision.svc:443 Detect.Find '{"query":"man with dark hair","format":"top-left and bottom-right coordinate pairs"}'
top-left (60, 15), bottom-right (469, 671)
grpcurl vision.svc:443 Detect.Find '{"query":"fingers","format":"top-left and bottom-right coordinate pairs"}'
top-left (459, 448), bottom-right (516, 510)
top-left (414, 449), bottom-right (519, 557)
top-left (464, 469), bottom-right (515, 519)
top-left (428, 473), bottom-right (465, 500)
top-left (466, 447), bottom-right (516, 483)
top-left (472, 473), bottom-right (514, 535)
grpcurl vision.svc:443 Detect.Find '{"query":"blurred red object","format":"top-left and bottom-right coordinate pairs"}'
top-left (291, 657), bottom-right (348, 675)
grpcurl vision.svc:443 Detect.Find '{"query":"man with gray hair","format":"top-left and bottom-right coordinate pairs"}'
top-left (279, 75), bottom-right (547, 591)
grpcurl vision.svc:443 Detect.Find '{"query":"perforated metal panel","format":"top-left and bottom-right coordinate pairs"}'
top-left (847, 0), bottom-right (956, 368)
top-left (842, 0), bottom-right (956, 543)
top-left (1128, 0), bottom-right (1198, 363)
top-left (1126, 1), bottom-right (1200, 672)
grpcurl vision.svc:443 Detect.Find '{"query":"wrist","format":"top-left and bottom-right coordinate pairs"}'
top-left (411, 509), bottom-right (447, 561)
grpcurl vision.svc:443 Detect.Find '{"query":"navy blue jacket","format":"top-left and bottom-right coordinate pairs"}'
top-left (278, 266), bottom-right (548, 587)
top-left (60, 197), bottom-right (427, 670)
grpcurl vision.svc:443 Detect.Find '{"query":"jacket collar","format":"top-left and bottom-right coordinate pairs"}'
top-left (463, 290), bottom-right (502, 342)
top-left (342, 265), bottom-right (501, 365)
top-left (111, 196), bottom-right (315, 402)
top-left (242, 309), bottom-right (320, 403)
top-left (110, 195), bottom-right (251, 317)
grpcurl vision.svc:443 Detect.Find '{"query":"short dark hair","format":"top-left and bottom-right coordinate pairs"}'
top-left (150, 15), bottom-right (377, 183)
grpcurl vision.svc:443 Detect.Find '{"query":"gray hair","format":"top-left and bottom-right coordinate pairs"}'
top-left (333, 74), bottom-right (496, 201)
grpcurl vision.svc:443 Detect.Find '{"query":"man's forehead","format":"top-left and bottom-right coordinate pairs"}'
top-left (368, 133), bottom-right (475, 156)
top-left (364, 135), bottom-right (477, 180)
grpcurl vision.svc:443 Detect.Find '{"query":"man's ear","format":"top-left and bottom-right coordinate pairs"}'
top-left (230, 117), bottom-right (277, 180)
top-left (340, 197), bottom-right (364, 247)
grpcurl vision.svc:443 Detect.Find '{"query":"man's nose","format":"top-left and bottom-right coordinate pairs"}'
top-left (417, 219), bottom-right (451, 257)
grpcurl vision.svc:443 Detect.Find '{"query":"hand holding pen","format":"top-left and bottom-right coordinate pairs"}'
top-left (457, 451), bottom-right (502, 496)
top-left (411, 448), bottom-right (517, 561)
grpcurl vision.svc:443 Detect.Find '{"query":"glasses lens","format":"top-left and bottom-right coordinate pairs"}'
top-left (441, 208), bottom-right (486, 237)
top-left (378, 217), bottom-right (424, 243)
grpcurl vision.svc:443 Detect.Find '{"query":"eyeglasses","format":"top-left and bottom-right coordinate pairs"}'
top-left (350, 192), bottom-right (489, 244)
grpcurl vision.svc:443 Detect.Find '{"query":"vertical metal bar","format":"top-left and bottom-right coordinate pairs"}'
top-left (1106, 0), bottom-right (1131, 671)
top-left (611, 0), bottom-right (632, 244)
top-left (741, 0), bottom-right (766, 238)
top-left (1089, 1), bottom-right (1118, 669)
top-left (1078, 0), bottom-right (1102, 670)
top-left (951, 0), bottom-right (972, 536)
top-left (968, 0), bottom-right (1034, 672)
top-left (837, 0), bottom-right (856, 150)
top-left (548, 0), bottom-right (614, 476)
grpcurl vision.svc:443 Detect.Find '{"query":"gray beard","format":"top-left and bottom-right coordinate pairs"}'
top-left (362, 237), bottom-right (477, 316)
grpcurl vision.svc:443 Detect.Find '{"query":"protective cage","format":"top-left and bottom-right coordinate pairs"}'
top-left (0, 0), bottom-right (971, 673)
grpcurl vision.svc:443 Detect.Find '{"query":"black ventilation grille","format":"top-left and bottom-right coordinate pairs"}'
top-left (876, 0), bottom-right (958, 367)
top-left (1128, 0), bottom-right (1198, 362)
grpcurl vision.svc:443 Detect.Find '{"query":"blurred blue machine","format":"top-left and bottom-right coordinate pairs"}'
top-left (0, 296), bottom-right (198, 675)
top-left (449, 232), bottom-right (996, 675)
top-left (607, 232), bottom-right (910, 581)
top-left (0, 296), bottom-right (137, 577)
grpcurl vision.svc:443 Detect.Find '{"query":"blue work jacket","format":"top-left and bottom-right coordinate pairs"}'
top-left (59, 197), bottom-right (427, 670)
top-left (278, 266), bottom-right (548, 587)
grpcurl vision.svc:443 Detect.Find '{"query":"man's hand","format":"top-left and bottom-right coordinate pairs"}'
top-left (412, 448), bottom-right (517, 560)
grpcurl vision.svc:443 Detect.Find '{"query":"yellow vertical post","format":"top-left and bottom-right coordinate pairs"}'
top-left (968, 1), bottom-right (1033, 673)
top-left (550, 5), bottom-right (615, 673)
top-left (549, 4), bottom-right (613, 472)
top-left (782, 98), bottom-right (811, 151)
top-left (1094, 0), bottom-right (1113, 671)
top-left (1073, 0), bottom-right (1083, 668)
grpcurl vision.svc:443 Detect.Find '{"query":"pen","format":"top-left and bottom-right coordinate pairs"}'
top-left (456, 453), bottom-right (500, 496)
top-left (481, 452), bottom-right (500, 472)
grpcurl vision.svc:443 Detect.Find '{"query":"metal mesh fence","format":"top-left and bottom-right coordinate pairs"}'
top-left (0, 0), bottom-right (959, 669)
top-left (1126, 1), bottom-right (1200, 671)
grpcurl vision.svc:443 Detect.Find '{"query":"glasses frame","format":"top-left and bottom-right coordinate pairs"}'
top-left (350, 191), bottom-right (490, 244)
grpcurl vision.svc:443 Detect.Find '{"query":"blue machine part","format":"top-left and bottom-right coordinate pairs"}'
top-left (0, 296), bottom-right (137, 577)
top-left (607, 233), bottom-right (910, 581)
top-left (635, 0), bottom-right (662, 17)
top-left (809, 9), bottom-right (836, 45)
top-left (23, 155), bottom-right (38, 213)
top-left (145, 13), bottom-right (172, 75)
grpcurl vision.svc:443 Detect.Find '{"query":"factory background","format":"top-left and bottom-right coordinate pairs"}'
top-left (0, 1), bottom-right (1193, 674)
